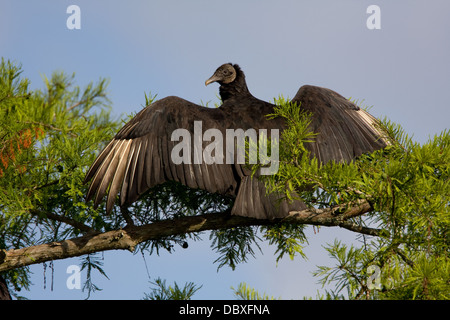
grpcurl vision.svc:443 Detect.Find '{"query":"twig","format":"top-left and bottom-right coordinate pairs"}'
top-left (29, 209), bottom-right (96, 234)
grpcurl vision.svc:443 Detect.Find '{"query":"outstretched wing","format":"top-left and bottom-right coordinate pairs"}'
top-left (84, 96), bottom-right (238, 214)
top-left (292, 85), bottom-right (389, 164)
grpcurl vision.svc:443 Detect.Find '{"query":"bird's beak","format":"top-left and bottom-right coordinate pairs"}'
top-left (205, 75), bottom-right (219, 86)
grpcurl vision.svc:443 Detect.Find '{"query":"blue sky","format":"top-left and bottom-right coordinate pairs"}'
top-left (1, 0), bottom-right (449, 299)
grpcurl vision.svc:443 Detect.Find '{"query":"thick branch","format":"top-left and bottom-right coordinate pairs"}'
top-left (0, 199), bottom-right (379, 272)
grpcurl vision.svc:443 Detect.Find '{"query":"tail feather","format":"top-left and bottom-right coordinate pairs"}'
top-left (232, 176), bottom-right (306, 219)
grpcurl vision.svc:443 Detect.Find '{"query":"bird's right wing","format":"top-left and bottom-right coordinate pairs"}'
top-left (84, 96), bottom-right (238, 214)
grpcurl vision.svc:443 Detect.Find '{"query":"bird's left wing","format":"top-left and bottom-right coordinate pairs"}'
top-left (291, 85), bottom-right (390, 164)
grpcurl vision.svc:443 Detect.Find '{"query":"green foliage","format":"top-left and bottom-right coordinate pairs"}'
top-left (131, 180), bottom-right (233, 255)
top-left (210, 223), bottom-right (308, 271)
top-left (0, 59), bottom-right (119, 295)
top-left (312, 240), bottom-right (378, 299)
top-left (232, 282), bottom-right (279, 300)
top-left (143, 277), bottom-right (202, 300)
top-left (210, 226), bottom-right (262, 271)
top-left (260, 97), bottom-right (319, 202)
top-left (142, 280), bottom-right (278, 300)
top-left (262, 223), bottom-right (307, 264)
top-left (0, 59), bottom-right (116, 222)
top-left (313, 240), bottom-right (450, 300)
top-left (81, 254), bottom-right (110, 299)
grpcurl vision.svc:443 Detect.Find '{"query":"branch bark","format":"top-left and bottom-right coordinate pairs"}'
top-left (0, 199), bottom-right (379, 273)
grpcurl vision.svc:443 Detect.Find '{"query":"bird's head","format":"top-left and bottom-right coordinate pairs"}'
top-left (205, 63), bottom-right (250, 101)
top-left (205, 63), bottom-right (237, 86)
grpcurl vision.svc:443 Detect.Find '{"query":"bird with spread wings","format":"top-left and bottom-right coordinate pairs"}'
top-left (84, 63), bottom-right (388, 219)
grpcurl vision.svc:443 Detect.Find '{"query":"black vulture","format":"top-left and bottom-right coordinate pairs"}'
top-left (84, 63), bottom-right (389, 219)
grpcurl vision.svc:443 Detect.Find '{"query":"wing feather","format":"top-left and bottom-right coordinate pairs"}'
top-left (126, 138), bottom-right (142, 203)
top-left (292, 85), bottom-right (389, 164)
top-left (84, 139), bottom-right (116, 185)
top-left (120, 140), bottom-right (136, 204)
top-left (106, 139), bottom-right (132, 213)
top-left (94, 139), bottom-right (127, 206)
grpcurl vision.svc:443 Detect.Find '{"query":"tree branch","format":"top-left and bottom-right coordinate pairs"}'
top-left (0, 199), bottom-right (380, 273)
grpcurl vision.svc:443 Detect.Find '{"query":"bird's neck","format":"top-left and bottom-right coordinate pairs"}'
top-left (219, 69), bottom-right (251, 102)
